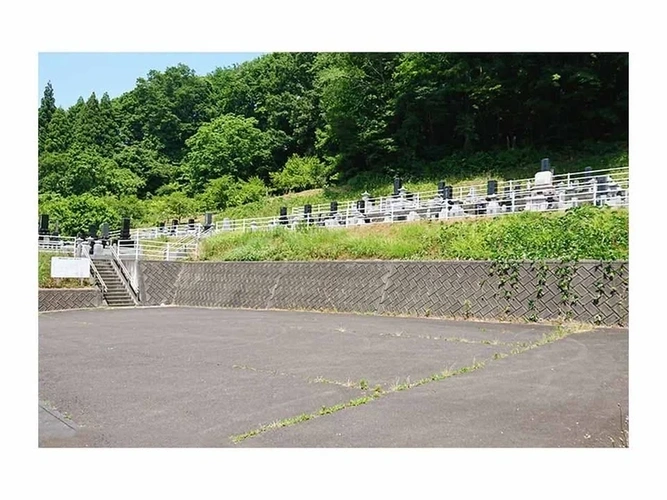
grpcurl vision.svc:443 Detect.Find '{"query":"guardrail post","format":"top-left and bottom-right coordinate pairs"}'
top-left (135, 241), bottom-right (139, 260)
top-left (166, 243), bottom-right (170, 261)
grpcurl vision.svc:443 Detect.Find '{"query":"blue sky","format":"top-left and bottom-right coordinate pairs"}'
top-left (38, 52), bottom-right (266, 109)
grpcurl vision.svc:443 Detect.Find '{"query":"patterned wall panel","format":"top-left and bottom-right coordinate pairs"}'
top-left (174, 262), bottom-right (282, 309)
top-left (270, 261), bottom-right (392, 313)
top-left (138, 260), bottom-right (629, 326)
top-left (138, 261), bottom-right (183, 306)
top-left (38, 288), bottom-right (104, 312)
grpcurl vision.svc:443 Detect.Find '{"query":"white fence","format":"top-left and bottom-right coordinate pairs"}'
top-left (208, 166), bottom-right (629, 233)
top-left (37, 166), bottom-right (630, 256)
top-left (38, 235), bottom-right (78, 255)
top-left (115, 238), bottom-right (199, 261)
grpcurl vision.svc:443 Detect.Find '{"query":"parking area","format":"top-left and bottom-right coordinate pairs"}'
top-left (39, 307), bottom-right (628, 447)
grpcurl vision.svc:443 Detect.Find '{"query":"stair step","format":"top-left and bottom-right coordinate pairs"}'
top-left (92, 259), bottom-right (139, 306)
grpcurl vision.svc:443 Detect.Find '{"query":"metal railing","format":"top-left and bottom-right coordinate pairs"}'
top-left (38, 235), bottom-right (77, 255)
top-left (289, 166), bottom-right (629, 216)
top-left (116, 238), bottom-right (199, 261)
top-left (110, 243), bottom-right (139, 300)
top-left (205, 166), bottom-right (629, 233)
top-left (80, 245), bottom-right (107, 293)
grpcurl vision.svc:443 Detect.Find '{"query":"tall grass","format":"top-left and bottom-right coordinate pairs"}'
top-left (201, 205), bottom-right (628, 262)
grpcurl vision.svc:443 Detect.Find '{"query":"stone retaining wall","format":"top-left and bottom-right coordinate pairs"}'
top-left (138, 260), bottom-right (629, 326)
top-left (38, 288), bottom-right (104, 312)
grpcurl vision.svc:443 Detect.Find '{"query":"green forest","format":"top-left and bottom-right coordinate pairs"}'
top-left (38, 52), bottom-right (628, 236)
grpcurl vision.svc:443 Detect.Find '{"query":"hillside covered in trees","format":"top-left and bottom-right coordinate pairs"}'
top-left (38, 53), bottom-right (628, 235)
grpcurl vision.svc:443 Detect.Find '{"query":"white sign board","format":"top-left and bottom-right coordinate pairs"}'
top-left (51, 257), bottom-right (90, 279)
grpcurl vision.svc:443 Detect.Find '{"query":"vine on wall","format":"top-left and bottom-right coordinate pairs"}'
top-left (489, 258), bottom-right (626, 324)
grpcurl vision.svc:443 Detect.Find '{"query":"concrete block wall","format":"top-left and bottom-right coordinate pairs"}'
top-left (38, 288), bottom-right (104, 312)
top-left (138, 260), bottom-right (628, 326)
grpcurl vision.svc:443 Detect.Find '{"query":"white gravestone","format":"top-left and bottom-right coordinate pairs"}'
top-left (407, 211), bottom-right (420, 222)
top-left (450, 204), bottom-right (465, 217)
top-left (439, 207), bottom-right (449, 220)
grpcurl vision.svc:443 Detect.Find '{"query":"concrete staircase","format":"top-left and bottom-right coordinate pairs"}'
top-left (92, 259), bottom-right (136, 307)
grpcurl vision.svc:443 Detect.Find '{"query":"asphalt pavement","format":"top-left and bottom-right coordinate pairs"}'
top-left (38, 307), bottom-right (628, 447)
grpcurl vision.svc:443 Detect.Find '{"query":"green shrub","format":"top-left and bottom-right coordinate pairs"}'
top-left (270, 155), bottom-right (333, 193)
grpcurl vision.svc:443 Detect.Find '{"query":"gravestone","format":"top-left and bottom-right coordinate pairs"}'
top-left (393, 176), bottom-right (402, 196)
top-left (450, 203), bottom-right (465, 218)
top-left (534, 170), bottom-right (553, 188)
top-left (304, 204), bottom-right (313, 225)
top-left (585, 167), bottom-right (593, 179)
top-left (93, 241), bottom-right (103, 257)
top-left (39, 214), bottom-right (49, 235)
top-left (121, 219), bottom-right (131, 240)
top-left (487, 199), bottom-right (500, 215)
top-left (540, 158), bottom-right (551, 172)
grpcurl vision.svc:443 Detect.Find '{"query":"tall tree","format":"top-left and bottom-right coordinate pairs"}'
top-left (209, 53), bottom-right (321, 169)
top-left (99, 92), bottom-right (121, 156)
top-left (183, 114), bottom-right (271, 192)
top-left (73, 92), bottom-right (105, 151)
top-left (117, 64), bottom-right (215, 162)
top-left (314, 52), bottom-right (401, 177)
top-left (38, 81), bottom-right (57, 153)
top-left (43, 107), bottom-right (72, 154)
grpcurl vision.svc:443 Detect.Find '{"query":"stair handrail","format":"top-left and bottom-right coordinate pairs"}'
top-left (90, 260), bottom-right (107, 294)
top-left (111, 243), bottom-right (139, 299)
top-left (81, 246), bottom-right (108, 294)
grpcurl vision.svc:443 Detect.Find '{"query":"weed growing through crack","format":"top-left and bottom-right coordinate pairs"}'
top-left (230, 396), bottom-right (376, 443)
top-left (380, 331), bottom-right (508, 346)
top-left (309, 376), bottom-right (362, 389)
top-left (230, 322), bottom-right (593, 444)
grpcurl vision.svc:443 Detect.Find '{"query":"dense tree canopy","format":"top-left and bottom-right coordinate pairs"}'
top-left (38, 52), bottom-right (628, 235)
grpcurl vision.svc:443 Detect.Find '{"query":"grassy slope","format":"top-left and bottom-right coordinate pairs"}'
top-left (201, 206), bottom-right (629, 262)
